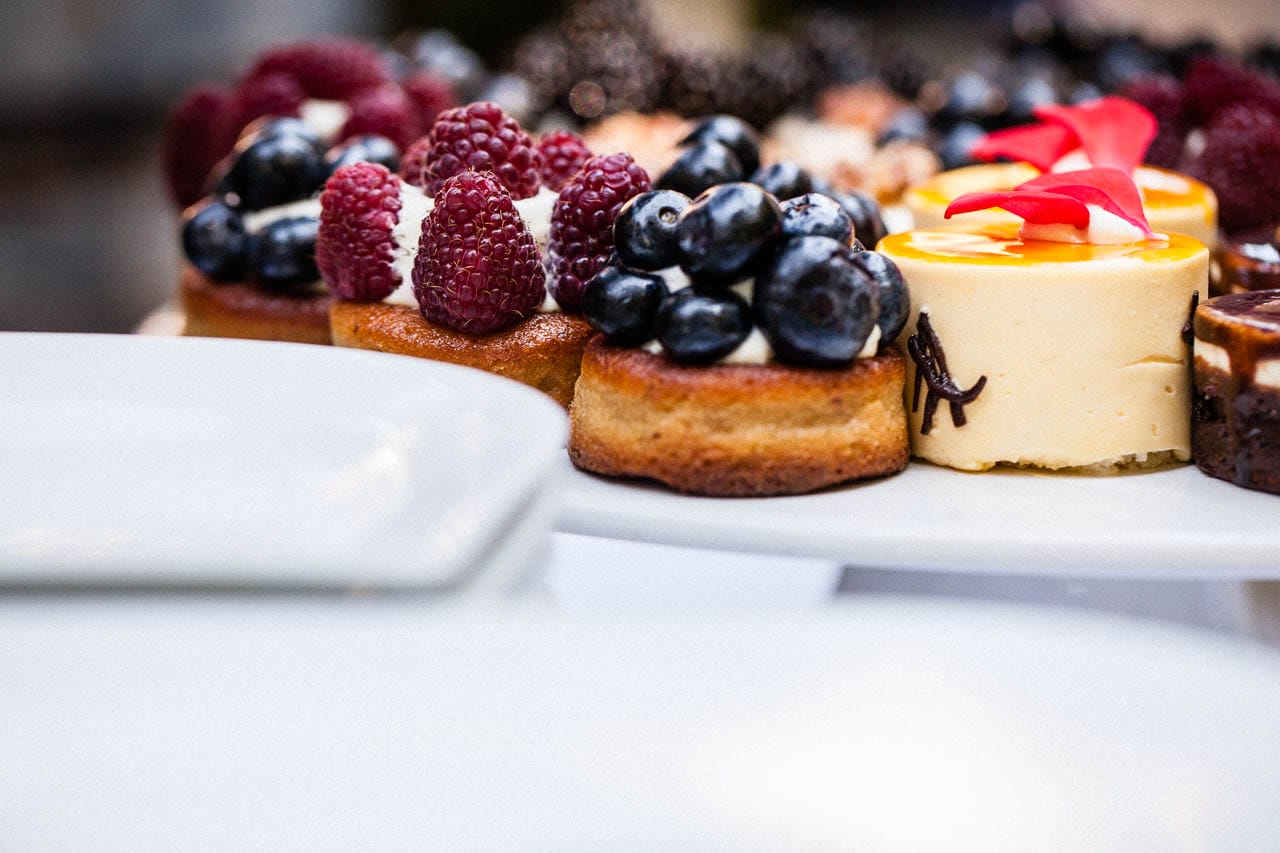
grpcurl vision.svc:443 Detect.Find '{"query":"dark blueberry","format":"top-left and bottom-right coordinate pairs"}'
top-left (936, 121), bottom-right (986, 170)
top-left (832, 190), bottom-right (887, 249)
top-left (614, 190), bottom-right (691, 271)
top-left (779, 193), bottom-right (854, 243)
top-left (679, 115), bottom-right (762, 175)
top-left (1092, 37), bottom-right (1168, 91)
top-left (1067, 81), bottom-right (1104, 105)
top-left (249, 217), bottom-right (318, 286)
top-left (181, 199), bottom-right (249, 281)
top-left (655, 288), bottom-right (752, 364)
top-left (754, 236), bottom-right (879, 368)
top-left (656, 141), bottom-right (744, 199)
top-left (325, 135), bottom-right (401, 174)
top-left (853, 251), bottom-right (910, 344)
top-left (676, 182), bottom-right (782, 285)
top-left (409, 29), bottom-right (488, 101)
top-left (226, 132), bottom-right (328, 211)
top-left (750, 161), bottom-right (813, 201)
top-left (1003, 75), bottom-right (1058, 125)
top-left (936, 71), bottom-right (1003, 126)
top-left (238, 116), bottom-right (324, 152)
top-left (581, 266), bottom-right (669, 345)
top-left (877, 107), bottom-right (930, 145)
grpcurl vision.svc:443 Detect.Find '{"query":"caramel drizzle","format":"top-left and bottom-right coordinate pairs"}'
top-left (907, 311), bottom-right (987, 435)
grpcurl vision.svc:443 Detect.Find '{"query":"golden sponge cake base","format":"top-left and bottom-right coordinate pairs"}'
top-left (180, 265), bottom-right (332, 345)
top-left (330, 301), bottom-right (594, 408)
top-left (569, 338), bottom-right (909, 496)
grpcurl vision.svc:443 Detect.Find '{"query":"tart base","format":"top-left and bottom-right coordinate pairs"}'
top-left (568, 339), bottom-right (909, 497)
top-left (330, 301), bottom-right (594, 409)
top-left (180, 265), bottom-right (332, 345)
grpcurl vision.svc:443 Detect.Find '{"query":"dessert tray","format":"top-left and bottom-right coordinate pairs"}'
top-left (556, 457), bottom-right (1280, 578)
top-left (0, 333), bottom-right (566, 588)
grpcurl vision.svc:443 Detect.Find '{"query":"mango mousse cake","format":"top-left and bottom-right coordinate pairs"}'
top-left (880, 167), bottom-right (1209, 473)
top-left (903, 97), bottom-right (1218, 248)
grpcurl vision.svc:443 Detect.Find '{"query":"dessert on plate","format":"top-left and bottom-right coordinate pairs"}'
top-left (880, 168), bottom-right (1209, 473)
top-left (903, 96), bottom-right (1219, 248)
top-left (1192, 289), bottom-right (1280, 495)
top-left (1212, 227), bottom-right (1280, 297)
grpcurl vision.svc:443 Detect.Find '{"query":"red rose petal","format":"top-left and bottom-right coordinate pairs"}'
top-left (1033, 97), bottom-right (1157, 174)
top-left (1019, 168), bottom-right (1155, 236)
top-left (971, 122), bottom-right (1078, 172)
top-left (944, 190), bottom-right (1091, 228)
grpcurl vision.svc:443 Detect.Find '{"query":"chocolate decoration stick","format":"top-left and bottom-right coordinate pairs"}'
top-left (907, 311), bottom-right (987, 435)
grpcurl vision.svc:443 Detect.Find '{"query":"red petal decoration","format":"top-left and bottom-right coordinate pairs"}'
top-left (1033, 97), bottom-right (1157, 174)
top-left (944, 190), bottom-right (1091, 227)
top-left (1019, 168), bottom-right (1155, 236)
top-left (970, 122), bottom-right (1078, 171)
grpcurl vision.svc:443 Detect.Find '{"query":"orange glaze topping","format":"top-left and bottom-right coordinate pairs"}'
top-left (879, 224), bottom-right (1207, 266)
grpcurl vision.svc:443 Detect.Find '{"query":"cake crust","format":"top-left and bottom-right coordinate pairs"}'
top-left (181, 265), bottom-right (332, 345)
top-left (568, 339), bottom-right (909, 496)
top-left (330, 301), bottom-right (594, 408)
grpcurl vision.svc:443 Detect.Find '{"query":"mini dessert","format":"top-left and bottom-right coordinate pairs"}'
top-left (1212, 227), bottom-right (1280, 297)
top-left (317, 102), bottom-right (646, 407)
top-left (903, 97), bottom-right (1219, 248)
top-left (881, 168), bottom-right (1209, 472)
top-left (1192, 290), bottom-right (1280, 495)
top-left (568, 135), bottom-right (911, 496)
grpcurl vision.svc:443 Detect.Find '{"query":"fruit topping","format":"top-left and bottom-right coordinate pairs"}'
top-left (676, 182), bottom-right (782, 285)
top-left (750, 161), bottom-right (814, 201)
top-left (536, 130), bottom-right (593, 191)
top-left (655, 289), bottom-right (753, 364)
top-left (1181, 104), bottom-right (1280, 235)
top-left (182, 199), bottom-right (249, 281)
top-left (242, 38), bottom-right (391, 101)
top-left (581, 266), bottom-right (669, 345)
top-left (222, 121), bottom-right (328, 211)
top-left (412, 171), bottom-right (546, 334)
top-left (971, 96), bottom-right (1157, 175)
top-left (338, 85), bottom-right (419, 149)
top-left (233, 71), bottom-right (306, 129)
top-left (547, 152), bottom-right (652, 311)
top-left (972, 122), bottom-right (1077, 172)
top-left (250, 217), bottom-right (320, 287)
top-left (946, 168), bottom-right (1155, 238)
top-left (416, 101), bottom-right (543, 198)
top-left (613, 189), bottom-right (691, 270)
top-left (164, 84), bottom-right (240, 207)
top-left (779, 193), bottom-right (854, 243)
top-left (402, 71), bottom-right (458, 133)
top-left (316, 162), bottom-right (404, 301)
top-left (754, 236), bottom-right (880, 368)
top-left (679, 115), bottom-right (762, 176)
top-left (324, 135), bottom-right (401, 175)
top-left (1116, 75), bottom-right (1188, 169)
top-left (832, 190), bottom-right (888, 249)
top-left (854, 251), bottom-right (911, 342)
top-left (656, 142), bottom-right (744, 199)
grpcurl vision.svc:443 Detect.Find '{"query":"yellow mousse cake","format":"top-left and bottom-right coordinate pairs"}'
top-left (880, 225), bottom-right (1209, 471)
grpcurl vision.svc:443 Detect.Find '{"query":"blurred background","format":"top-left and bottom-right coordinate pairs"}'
top-left (2, 0), bottom-right (1277, 333)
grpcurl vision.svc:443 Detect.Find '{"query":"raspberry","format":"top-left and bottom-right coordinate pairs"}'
top-left (163, 84), bottom-right (240, 207)
top-left (1182, 104), bottom-right (1280, 235)
top-left (1118, 75), bottom-right (1187, 169)
top-left (419, 101), bottom-right (543, 199)
top-left (1183, 56), bottom-right (1280, 127)
top-left (234, 71), bottom-right (305, 128)
top-left (413, 171), bottom-right (546, 334)
top-left (402, 72), bottom-right (457, 136)
top-left (243, 38), bottom-right (390, 100)
top-left (316, 163), bottom-right (404, 301)
top-left (399, 136), bottom-right (432, 188)
top-left (339, 86), bottom-right (418, 149)
top-left (537, 130), bottom-right (592, 191)
top-left (547, 152), bottom-right (651, 312)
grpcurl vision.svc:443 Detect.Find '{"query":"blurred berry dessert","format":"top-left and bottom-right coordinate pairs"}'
top-left (567, 120), bottom-right (909, 496)
top-left (880, 168), bottom-right (1208, 472)
top-left (1192, 290), bottom-right (1280, 495)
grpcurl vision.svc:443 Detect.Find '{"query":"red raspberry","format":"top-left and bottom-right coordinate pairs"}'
top-left (163, 84), bottom-right (240, 207)
top-left (1183, 56), bottom-right (1280, 127)
top-left (1182, 104), bottom-right (1280, 235)
top-left (399, 136), bottom-right (432, 188)
top-left (234, 71), bottom-right (305, 128)
top-left (412, 171), bottom-right (546, 333)
top-left (1118, 75), bottom-right (1187, 169)
top-left (403, 72), bottom-right (457, 136)
top-left (243, 38), bottom-right (390, 100)
top-left (339, 85), bottom-right (418, 149)
top-left (419, 101), bottom-right (543, 199)
top-left (316, 163), bottom-right (405, 301)
top-left (547, 153), bottom-right (651, 311)
top-left (537, 130), bottom-right (593, 191)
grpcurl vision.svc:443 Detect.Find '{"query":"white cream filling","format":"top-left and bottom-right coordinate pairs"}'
top-left (1195, 339), bottom-right (1280, 388)
top-left (299, 99), bottom-right (351, 143)
top-left (241, 197), bottom-right (322, 233)
top-left (1136, 168), bottom-right (1191, 194)
top-left (1019, 205), bottom-right (1156, 245)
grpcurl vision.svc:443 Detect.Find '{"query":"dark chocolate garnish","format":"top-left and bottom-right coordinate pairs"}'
top-left (1181, 289), bottom-right (1199, 347)
top-left (906, 310), bottom-right (987, 435)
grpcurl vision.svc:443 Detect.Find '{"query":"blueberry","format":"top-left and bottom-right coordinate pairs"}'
top-left (656, 142), bottom-right (744, 199)
top-left (582, 266), bottom-right (669, 345)
top-left (936, 71), bottom-right (1002, 126)
top-left (676, 182), bottom-right (782, 285)
top-left (754, 236), bottom-right (880, 368)
top-left (656, 288), bottom-right (752, 364)
top-left (936, 121), bottom-right (986, 170)
top-left (877, 107), bottom-right (930, 145)
top-left (831, 190), bottom-right (887, 249)
top-left (614, 190), bottom-right (691, 271)
top-left (250, 217), bottom-right (318, 286)
top-left (750, 161), bottom-right (813, 201)
top-left (226, 132), bottom-right (328, 211)
top-left (679, 115), bottom-right (762, 176)
top-left (853, 251), bottom-right (910, 343)
top-left (182, 199), bottom-right (249, 281)
top-left (238, 117), bottom-right (324, 152)
top-left (1003, 75), bottom-right (1058, 125)
top-left (325, 135), bottom-right (401, 174)
top-left (780, 194), bottom-right (854, 243)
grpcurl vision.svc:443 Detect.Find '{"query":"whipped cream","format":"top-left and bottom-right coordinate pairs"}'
top-left (241, 197), bottom-right (322, 233)
top-left (299, 99), bottom-right (351, 143)
top-left (1019, 205), bottom-right (1156, 245)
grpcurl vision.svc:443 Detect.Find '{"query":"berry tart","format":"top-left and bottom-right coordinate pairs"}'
top-left (881, 168), bottom-right (1209, 473)
top-left (169, 38), bottom-right (458, 344)
top-left (1192, 289), bottom-right (1280, 495)
top-left (902, 97), bottom-right (1219, 248)
top-left (568, 137), bottom-right (911, 496)
top-left (319, 102), bottom-right (647, 407)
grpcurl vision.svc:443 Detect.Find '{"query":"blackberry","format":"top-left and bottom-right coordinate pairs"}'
top-left (792, 9), bottom-right (875, 86)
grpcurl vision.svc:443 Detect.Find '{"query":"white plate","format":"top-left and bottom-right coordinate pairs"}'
top-left (556, 456), bottom-right (1280, 578)
top-left (2, 597), bottom-right (1279, 850)
top-left (0, 333), bottom-right (566, 588)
